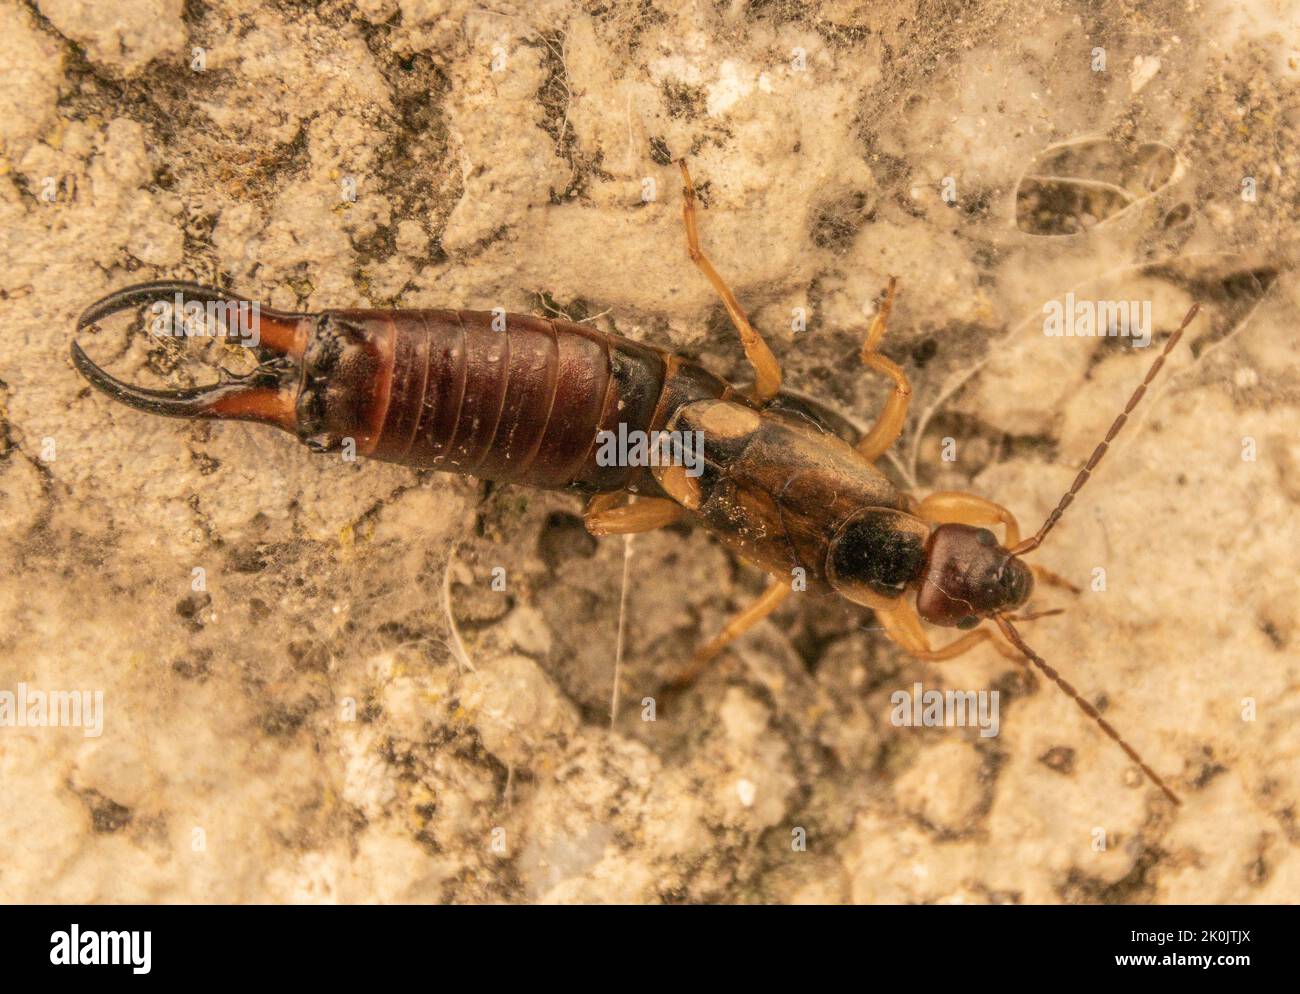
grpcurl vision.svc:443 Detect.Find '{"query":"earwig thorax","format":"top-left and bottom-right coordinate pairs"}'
top-left (825, 506), bottom-right (930, 604)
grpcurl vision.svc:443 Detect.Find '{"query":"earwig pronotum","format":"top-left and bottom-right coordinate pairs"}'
top-left (72, 161), bottom-right (1199, 805)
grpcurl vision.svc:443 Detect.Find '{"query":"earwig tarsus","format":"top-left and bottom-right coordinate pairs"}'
top-left (72, 160), bottom-right (1200, 806)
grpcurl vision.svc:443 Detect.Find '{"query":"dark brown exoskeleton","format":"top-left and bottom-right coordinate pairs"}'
top-left (72, 162), bottom-right (1199, 805)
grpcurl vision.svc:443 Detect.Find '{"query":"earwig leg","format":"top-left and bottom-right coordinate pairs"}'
top-left (916, 491), bottom-right (1022, 548)
top-left (585, 492), bottom-right (622, 515)
top-left (656, 464), bottom-right (702, 511)
top-left (876, 597), bottom-right (1021, 662)
top-left (918, 493), bottom-right (1082, 592)
top-left (677, 160), bottom-right (782, 404)
top-left (584, 493), bottom-right (685, 536)
top-left (671, 578), bottom-right (792, 686)
top-left (856, 278), bottom-right (912, 461)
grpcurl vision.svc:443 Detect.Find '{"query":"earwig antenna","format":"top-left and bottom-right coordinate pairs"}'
top-left (1010, 302), bottom-right (1200, 557)
top-left (993, 613), bottom-right (1181, 805)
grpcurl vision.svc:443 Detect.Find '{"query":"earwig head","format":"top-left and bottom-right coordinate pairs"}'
top-left (71, 281), bottom-right (309, 433)
top-left (916, 523), bottom-right (1033, 627)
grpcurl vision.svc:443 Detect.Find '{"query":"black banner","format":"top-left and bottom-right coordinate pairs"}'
top-left (0, 904), bottom-right (1285, 982)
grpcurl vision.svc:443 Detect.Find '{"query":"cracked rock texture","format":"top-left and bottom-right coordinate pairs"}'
top-left (1, 0), bottom-right (1297, 903)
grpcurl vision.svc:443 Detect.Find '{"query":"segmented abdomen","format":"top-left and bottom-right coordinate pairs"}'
top-left (362, 310), bottom-right (737, 493)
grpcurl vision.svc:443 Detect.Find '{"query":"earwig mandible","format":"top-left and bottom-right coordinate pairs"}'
top-left (72, 160), bottom-right (1199, 805)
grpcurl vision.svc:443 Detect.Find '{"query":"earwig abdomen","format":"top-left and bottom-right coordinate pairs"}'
top-left (299, 309), bottom-right (740, 494)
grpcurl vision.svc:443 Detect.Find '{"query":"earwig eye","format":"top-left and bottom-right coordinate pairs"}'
top-left (975, 528), bottom-right (997, 547)
top-left (957, 615), bottom-right (980, 630)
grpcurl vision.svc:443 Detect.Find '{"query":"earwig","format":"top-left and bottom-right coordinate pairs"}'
top-left (72, 161), bottom-right (1199, 806)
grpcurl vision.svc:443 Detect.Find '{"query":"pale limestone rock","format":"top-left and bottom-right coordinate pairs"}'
top-left (1, 0), bottom-right (1296, 908)
top-left (38, 0), bottom-right (184, 76)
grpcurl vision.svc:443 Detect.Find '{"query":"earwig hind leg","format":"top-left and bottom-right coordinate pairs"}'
top-left (670, 578), bottom-right (792, 687)
top-left (656, 464), bottom-right (702, 512)
top-left (916, 491), bottom-right (1022, 548)
top-left (856, 277), bottom-right (913, 462)
top-left (677, 160), bottom-right (782, 404)
top-left (584, 493), bottom-right (685, 536)
top-left (876, 597), bottom-right (1021, 662)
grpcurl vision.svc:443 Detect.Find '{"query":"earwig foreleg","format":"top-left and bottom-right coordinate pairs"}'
top-left (677, 160), bottom-right (782, 404)
top-left (916, 490), bottom-right (1022, 547)
top-left (917, 492), bottom-right (1082, 593)
top-left (876, 597), bottom-right (1021, 662)
top-left (855, 277), bottom-right (913, 461)
top-left (671, 578), bottom-right (791, 686)
top-left (584, 493), bottom-right (685, 536)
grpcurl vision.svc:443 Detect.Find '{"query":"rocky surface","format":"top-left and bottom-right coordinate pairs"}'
top-left (0, 0), bottom-right (1296, 903)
